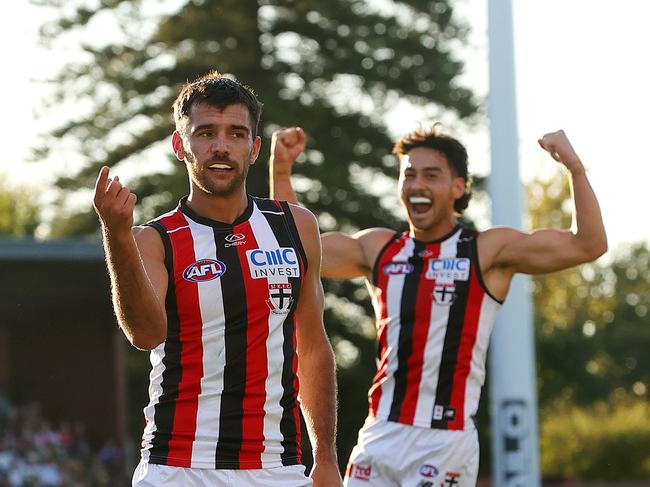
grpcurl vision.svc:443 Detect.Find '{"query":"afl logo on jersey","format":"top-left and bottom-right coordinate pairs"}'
top-left (383, 262), bottom-right (414, 275)
top-left (418, 464), bottom-right (439, 478)
top-left (183, 259), bottom-right (226, 282)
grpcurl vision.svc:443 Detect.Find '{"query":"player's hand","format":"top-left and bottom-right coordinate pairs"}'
top-left (538, 130), bottom-right (585, 175)
top-left (310, 460), bottom-right (343, 487)
top-left (270, 127), bottom-right (307, 176)
top-left (93, 166), bottom-right (137, 234)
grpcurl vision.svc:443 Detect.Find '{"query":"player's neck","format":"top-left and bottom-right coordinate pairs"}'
top-left (409, 217), bottom-right (459, 242)
top-left (186, 188), bottom-right (249, 224)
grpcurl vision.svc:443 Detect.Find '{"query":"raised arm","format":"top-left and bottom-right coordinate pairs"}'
top-left (269, 127), bottom-right (306, 203)
top-left (485, 130), bottom-right (607, 278)
top-left (290, 205), bottom-right (343, 487)
top-left (269, 127), bottom-right (394, 280)
top-left (93, 166), bottom-right (168, 350)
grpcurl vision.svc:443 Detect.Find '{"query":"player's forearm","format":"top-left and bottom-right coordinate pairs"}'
top-left (299, 344), bottom-right (339, 463)
top-left (269, 158), bottom-right (299, 203)
top-left (569, 170), bottom-right (607, 259)
top-left (103, 228), bottom-right (167, 350)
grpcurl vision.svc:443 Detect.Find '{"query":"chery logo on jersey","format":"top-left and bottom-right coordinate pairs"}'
top-left (183, 259), bottom-right (227, 282)
top-left (224, 233), bottom-right (246, 247)
top-left (246, 248), bottom-right (300, 279)
top-left (425, 258), bottom-right (470, 281)
top-left (383, 262), bottom-right (414, 275)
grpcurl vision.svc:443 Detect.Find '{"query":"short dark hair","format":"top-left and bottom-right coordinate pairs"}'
top-left (172, 71), bottom-right (263, 138)
top-left (392, 124), bottom-right (472, 213)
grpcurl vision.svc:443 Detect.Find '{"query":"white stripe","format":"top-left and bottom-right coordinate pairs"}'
top-left (259, 210), bottom-right (285, 215)
top-left (248, 203), bottom-right (290, 467)
top-left (140, 345), bottom-right (167, 461)
top-left (186, 218), bottom-right (227, 468)
top-left (464, 295), bottom-right (500, 419)
top-left (413, 232), bottom-right (461, 426)
top-left (166, 225), bottom-right (190, 234)
top-left (375, 238), bottom-right (415, 419)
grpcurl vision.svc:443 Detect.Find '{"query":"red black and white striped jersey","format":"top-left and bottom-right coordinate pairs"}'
top-left (140, 196), bottom-right (306, 469)
top-left (367, 226), bottom-right (502, 431)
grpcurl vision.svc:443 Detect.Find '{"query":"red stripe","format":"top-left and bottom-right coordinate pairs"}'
top-left (447, 266), bottom-right (484, 430)
top-left (343, 462), bottom-right (354, 480)
top-left (163, 211), bottom-right (203, 467)
top-left (368, 235), bottom-right (407, 416)
top-left (234, 221), bottom-right (268, 468)
top-left (398, 242), bottom-right (441, 424)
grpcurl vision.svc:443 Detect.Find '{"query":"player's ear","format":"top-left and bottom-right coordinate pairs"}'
top-left (249, 135), bottom-right (262, 166)
top-left (452, 176), bottom-right (466, 199)
top-left (172, 131), bottom-right (185, 161)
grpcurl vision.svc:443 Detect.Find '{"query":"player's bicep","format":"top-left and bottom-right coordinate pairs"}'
top-left (321, 231), bottom-right (368, 279)
top-left (133, 226), bottom-right (169, 308)
top-left (496, 228), bottom-right (588, 275)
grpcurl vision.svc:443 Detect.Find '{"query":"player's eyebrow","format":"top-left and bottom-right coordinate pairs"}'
top-left (191, 123), bottom-right (251, 135)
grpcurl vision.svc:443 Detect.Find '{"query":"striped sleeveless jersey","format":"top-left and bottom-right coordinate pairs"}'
top-left (368, 226), bottom-right (502, 430)
top-left (140, 196), bottom-right (305, 469)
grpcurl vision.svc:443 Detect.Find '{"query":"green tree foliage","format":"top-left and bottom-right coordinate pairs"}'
top-left (36, 0), bottom-right (477, 236)
top-left (0, 177), bottom-right (40, 237)
top-left (528, 171), bottom-right (650, 480)
top-left (540, 398), bottom-right (650, 481)
top-left (35, 0), bottom-right (479, 467)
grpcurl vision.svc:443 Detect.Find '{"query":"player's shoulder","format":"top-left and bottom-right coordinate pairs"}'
top-left (132, 224), bottom-right (164, 253)
top-left (285, 203), bottom-right (318, 230)
top-left (354, 227), bottom-right (397, 242)
top-left (476, 226), bottom-right (528, 266)
top-left (478, 226), bottom-right (527, 245)
top-left (353, 227), bottom-right (399, 263)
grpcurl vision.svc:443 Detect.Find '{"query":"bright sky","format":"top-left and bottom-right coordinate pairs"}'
top-left (1, 0), bottom-right (648, 251)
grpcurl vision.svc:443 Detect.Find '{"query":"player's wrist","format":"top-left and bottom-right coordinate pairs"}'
top-left (102, 222), bottom-right (134, 243)
top-left (568, 163), bottom-right (586, 177)
top-left (269, 162), bottom-right (293, 179)
top-left (312, 445), bottom-right (338, 464)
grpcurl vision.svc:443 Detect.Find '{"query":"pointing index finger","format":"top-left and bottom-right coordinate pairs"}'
top-left (95, 166), bottom-right (110, 194)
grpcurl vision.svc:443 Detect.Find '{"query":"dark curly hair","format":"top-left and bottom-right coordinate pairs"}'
top-left (392, 124), bottom-right (472, 214)
top-left (172, 70), bottom-right (262, 138)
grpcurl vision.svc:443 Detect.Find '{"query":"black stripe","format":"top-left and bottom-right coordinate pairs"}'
top-left (214, 226), bottom-right (248, 469)
top-left (258, 199), bottom-right (301, 465)
top-left (146, 221), bottom-right (182, 464)
top-left (387, 239), bottom-right (424, 422)
top-left (471, 233), bottom-right (504, 304)
top-left (431, 228), bottom-right (474, 429)
top-left (371, 232), bottom-right (401, 286)
top-left (277, 199), bottom-right (308, 276)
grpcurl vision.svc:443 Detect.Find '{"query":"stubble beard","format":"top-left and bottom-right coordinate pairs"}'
top-left (187, 153), bottom-right (251, 197)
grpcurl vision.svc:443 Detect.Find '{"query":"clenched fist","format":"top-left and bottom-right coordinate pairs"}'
top-left (270, 127), bottom-right (307, 176)
top-left (538, 130), bottom-right (585, 175)
top-left (93, 166), bottom-right (137, 234)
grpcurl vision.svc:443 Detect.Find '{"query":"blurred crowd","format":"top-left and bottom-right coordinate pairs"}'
top-left (0, 394), bottom-right (128, 487)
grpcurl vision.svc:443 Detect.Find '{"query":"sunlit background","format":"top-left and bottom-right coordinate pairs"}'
top-left (1, 1), bottom-right (649, 486)
top-left (3, 0), bottom-right (649, 248)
